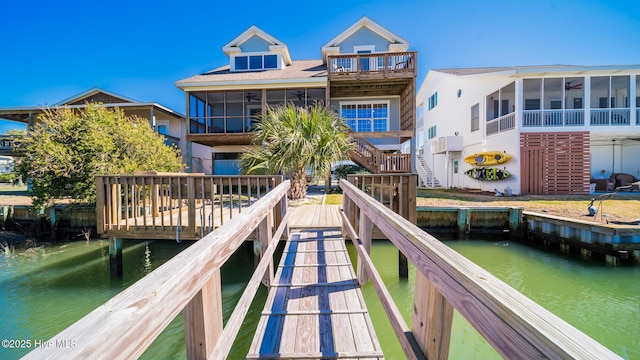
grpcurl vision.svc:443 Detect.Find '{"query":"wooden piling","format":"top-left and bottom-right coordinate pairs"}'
top-left (412, 271), bottom-right (453, 360)
top-left (457, 208), bottom-right (470, 239)
top-left (109, 238), bottom-right (123, 278)
top-left (399, 251), bottom-right (409, 278)
top-left (184, 270), bottom-right (223, 360)
top-left (509, 207), bottom-right (522, 239)
top-left (49, 207), bottom-right (57, 240)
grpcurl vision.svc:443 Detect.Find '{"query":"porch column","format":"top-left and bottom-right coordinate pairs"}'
top-left (631, 75), bottom-right (637, 125)
top-left (410, 137), bottom-right (416, 173)
top-left (584, 77), bottom-right (591, 129)
top-left (187, 141), bottom-right (193, 172)
top-left (150, 107), bottom-right (156, 130)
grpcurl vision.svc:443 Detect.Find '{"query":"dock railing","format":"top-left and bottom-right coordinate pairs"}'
top-left (96, 173), bottom-right (283, 240)
top-left (340, 178), bottom-right (621, 360)
top-left (24, 179), bottom-right (290, 360)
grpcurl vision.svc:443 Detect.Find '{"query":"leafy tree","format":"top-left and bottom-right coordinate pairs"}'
top-left (16, 103), bottom-right (183, 208)
top-left (3, 129), bottom-right (26, 136)
top-left (240, 103), bottom-right (353, 199)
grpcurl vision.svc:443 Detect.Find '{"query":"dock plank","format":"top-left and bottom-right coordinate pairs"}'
top-left (247, 229), bottom-right (383, 359)
top-left (289, 205), bottom-right (342, 229)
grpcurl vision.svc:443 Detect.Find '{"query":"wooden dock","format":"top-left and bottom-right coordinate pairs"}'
top-left (289, 204), bottom-right (342, 229)
top-left (248, 229), bottom-right (383, 359)
top-left (27, 174), bottom-right (622, 360)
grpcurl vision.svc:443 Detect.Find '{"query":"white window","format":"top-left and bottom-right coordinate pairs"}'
top-left (471, 104), bottom-right (479, 132)
top-left (156, 120), bottom-right (170, 135)
top-left (340, 101), bottom-right (389, 132)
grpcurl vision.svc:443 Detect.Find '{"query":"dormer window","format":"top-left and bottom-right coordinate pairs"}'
top-left (232, 53), bottom-right (279, 71)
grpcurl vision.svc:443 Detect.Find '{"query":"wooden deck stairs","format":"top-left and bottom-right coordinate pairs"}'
top-left (349, 137), bottom-right (411, 174)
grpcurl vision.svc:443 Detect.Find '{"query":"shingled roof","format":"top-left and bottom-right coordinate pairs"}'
top-left (175, 60), bottom-right (327, 89)
top-left (433, 64), bottom-right (640, 76)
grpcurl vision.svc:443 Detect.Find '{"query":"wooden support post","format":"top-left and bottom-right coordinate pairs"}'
top-left (399, 251), bottom-right (408, 278)
top-left (152, 181), bottom-right (159, 217)
top-left (96, 177), bottom-right (105, 234)
top-left (412, 271), bottom-right (453, 360)
top-left (184, 270), bottom-right (223, 360)
top-left (187, 177), bottom-right (196, 237)
top-left (341, 187), bottom-right (350, 240)
top-left (109, 238), bottom-right (123, 278)
top-left (111, 183), bottom-right (119, 230)
top-left (457, 208), bottom-right (470, 239)
top-left (509, 207), bottom-right (522, 239)
top-left (357, 211), bottom-right (373, 285)
top-left (349, 194), bottom-right (358, 234)
top-left (49, 207), bottom-right (57, 240)
top-left (258, 212), bottom-right (274, 286)
top-left (398, 174), bottom-right (416, 278)
top-left (274, 193), bottom-right (289, 240)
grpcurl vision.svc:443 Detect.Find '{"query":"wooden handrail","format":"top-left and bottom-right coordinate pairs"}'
top-left (25, 180), bottom-right (290, 360)
top-left (351, 137), bottom-right (411, 173)
top-left (328, 51), bottom-right (417, 77)
top-left (340, 179), bottom-right (622, 360)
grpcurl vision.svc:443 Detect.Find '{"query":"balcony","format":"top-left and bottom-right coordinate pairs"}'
top-left (328, 51), bottom-right (417, 81)
top-left (0, 135), bottom-right (22, 156)
top-left (522, 108), bottom-right (636, 128)
top-left (486, 113), bottom-right (515, 136)
top-left (590, 108), bottom-right (631, 126)
top-left (523, 110), bottom-right (585, 127)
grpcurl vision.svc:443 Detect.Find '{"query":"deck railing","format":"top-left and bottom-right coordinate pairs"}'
top-left (25, 180), bottom-right (290, 360)
top-left (96, 173), bottom-right (284, 240)
top-left (486, 113), bottom-right (515, 135)
top-left (523, 108), bottom-right (637, 127)
top-left (340, 178), bottom-right (621, 360)
top-left (328, 51), bottom-right (417, 78)
top-left (0, 135), bottom-right (22, 155)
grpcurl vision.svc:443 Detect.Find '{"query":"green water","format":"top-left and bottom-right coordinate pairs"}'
top-left (352, 239), bottom-right (640, 360)
top-left (1, 238), bottom-right (638, 359)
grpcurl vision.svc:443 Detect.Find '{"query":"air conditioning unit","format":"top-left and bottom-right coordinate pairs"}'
top-left (430, 136), bottom-right (463, 154)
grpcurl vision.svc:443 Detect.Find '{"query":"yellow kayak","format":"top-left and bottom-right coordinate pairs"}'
top-left (464, 151), bottom-right (511, 166)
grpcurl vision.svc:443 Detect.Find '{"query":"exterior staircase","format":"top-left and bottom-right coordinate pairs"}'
top-left (349, 137), bottom-right (412, 174)
top-left (416, 153), bottom-right (440, 187)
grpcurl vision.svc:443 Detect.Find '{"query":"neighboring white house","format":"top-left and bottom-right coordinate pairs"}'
top-left (418, 65), bottom-right (640, 195)
top-left (0, 156), bottom-right (13, 174)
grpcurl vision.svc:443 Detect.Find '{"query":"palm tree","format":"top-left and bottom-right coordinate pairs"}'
top-left (240, 103), bottom-right (353, 199)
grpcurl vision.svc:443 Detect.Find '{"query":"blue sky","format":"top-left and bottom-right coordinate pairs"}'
top-left (1, 0), bottom-right (639, 134)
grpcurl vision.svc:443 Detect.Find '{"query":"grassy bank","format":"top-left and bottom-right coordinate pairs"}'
top-left (416, 188), bottom-right (640, 224)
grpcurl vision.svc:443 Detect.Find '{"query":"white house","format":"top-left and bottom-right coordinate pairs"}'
top-left (417, 65), bottom-right (640, 195)
top-left (0, 156), bottom-right (13, 174)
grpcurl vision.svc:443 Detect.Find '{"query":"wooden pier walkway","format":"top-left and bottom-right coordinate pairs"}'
top-left (289, 204), bottom-right (342, 229)
top-left (248, 228), bottom-right (383, 359)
